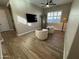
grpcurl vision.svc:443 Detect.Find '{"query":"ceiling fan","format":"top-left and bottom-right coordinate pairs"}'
top-left (41, 0), bottom-right (56, 8)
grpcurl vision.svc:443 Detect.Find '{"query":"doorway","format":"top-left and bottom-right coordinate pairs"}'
top-left (7, 4), bottom-right (16, 31)
top-left (0, 9), bottom-right (10, 32)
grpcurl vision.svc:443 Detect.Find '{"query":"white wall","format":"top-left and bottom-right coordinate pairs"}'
top-left (63, 0), bottom-right (79, 59)
top-left (10, 0), bottom-right (42, 36)
top-left (0, 9), bottom-right (10, 32)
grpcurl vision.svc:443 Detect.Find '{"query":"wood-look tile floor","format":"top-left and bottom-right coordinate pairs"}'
top-left (1, 30), bottom-right (64, 59)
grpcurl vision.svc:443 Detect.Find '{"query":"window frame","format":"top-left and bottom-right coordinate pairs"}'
top-left (47, 11), bottom-right (62, 23)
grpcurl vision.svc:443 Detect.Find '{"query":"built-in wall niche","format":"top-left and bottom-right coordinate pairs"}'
top-left (26, 13), bottom-right (37, 23)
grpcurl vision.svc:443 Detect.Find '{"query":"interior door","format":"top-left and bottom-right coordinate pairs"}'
top-left (0, 9), bottom-right (9, 32)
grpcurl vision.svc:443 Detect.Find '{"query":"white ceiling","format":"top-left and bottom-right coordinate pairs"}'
top-left (0, 0), bottom-right (73, 7)
top-left (30, 0), bottom-right (73, 7)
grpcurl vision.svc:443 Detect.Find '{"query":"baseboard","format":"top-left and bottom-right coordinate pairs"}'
top-left (17, 30), bottom-right (35, 36)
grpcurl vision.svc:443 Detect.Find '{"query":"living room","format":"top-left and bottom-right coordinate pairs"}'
top-left (0, 0), bottom-right (79, 59)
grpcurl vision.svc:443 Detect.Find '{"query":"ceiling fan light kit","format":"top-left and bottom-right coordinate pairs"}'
top-left (41, 0), bottom-right (56, 8)
top-left (46, 4), bottom-right (50, 7)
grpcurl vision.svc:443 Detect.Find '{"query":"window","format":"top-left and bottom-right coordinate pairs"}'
top-left (47, 11), bottom-right (62, 23)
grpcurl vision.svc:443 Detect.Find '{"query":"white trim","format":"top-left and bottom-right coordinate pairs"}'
top-left (6, 1), bottom-right (10, 7)
top-left (17, 30), bottom-right (35, 36)
top-left (0, 39), bottom-right (4, 59)
top-left (0, 29), bottom-right (14, 32)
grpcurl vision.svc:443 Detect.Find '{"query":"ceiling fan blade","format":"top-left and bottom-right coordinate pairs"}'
top-left (40, 3), bottom-right (44, 4)
top-left (41, 3), bottom-right (45, 7)
top-left (49, 2), bottom-right (56, 5)
top-left (49, 0), bottom-right (56, 5)
top-left (49, 0), bottom-right (52, 3)
top-left (52, 3), bottom-right (56, 5)
top-left (46, 0), bottom-right (49, 5)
